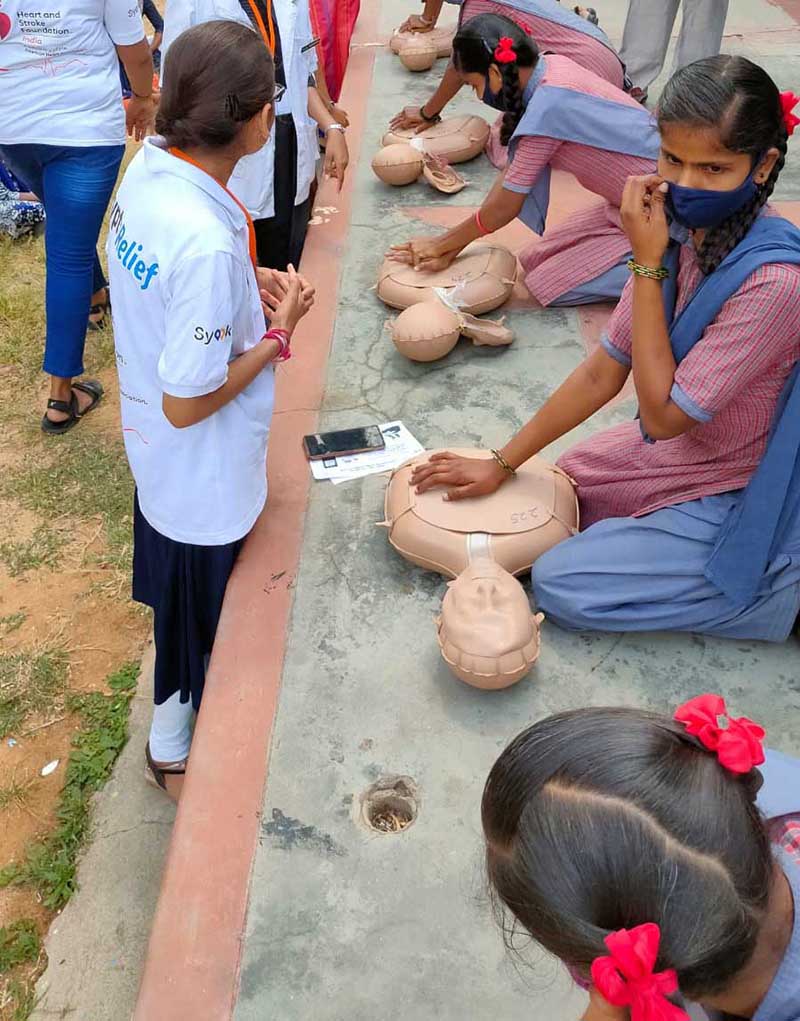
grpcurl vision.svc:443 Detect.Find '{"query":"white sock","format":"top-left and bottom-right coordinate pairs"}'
top-left (149, 690), bottom-right (195, 762)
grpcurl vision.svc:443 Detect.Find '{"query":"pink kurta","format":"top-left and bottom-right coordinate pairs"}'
top-left (503, 56), bottom-right (656, 305)
top-left (558, 235), bottom-right (800, 528)
top-left (460, 0), bottom-right (624, 86)
top-left (470, 1), bottom-right (625, 169)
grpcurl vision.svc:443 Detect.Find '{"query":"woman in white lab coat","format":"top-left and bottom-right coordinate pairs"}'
top-left (162, 0), bottom-right (349, 270)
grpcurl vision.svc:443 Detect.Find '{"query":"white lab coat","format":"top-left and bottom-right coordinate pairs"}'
top-left (161, 0), bottom-right (319, 219)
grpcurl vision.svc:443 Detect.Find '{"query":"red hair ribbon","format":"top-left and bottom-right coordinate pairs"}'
top-left (780, 91), bottom-right (800, 137)
top-left (494, 36), bottom-right (517, 64)
top-left (591, 924), bottom-right (689, 1021)
top-left (674, 694), bottom-right (765, 775)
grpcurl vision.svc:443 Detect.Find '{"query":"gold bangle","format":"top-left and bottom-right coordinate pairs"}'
top-left (490, 448), bottom-right (516, 476)
top-left (627, 259), bottom-right (669, 281)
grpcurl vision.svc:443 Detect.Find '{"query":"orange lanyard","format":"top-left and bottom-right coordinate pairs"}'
top-left (168, 147), bottom-right (258, 272)
top-left (245, 0), bottom-right (276, 54)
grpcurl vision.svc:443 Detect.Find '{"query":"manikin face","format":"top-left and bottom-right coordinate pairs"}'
top-left (442, 559), bottom-right (533, 656)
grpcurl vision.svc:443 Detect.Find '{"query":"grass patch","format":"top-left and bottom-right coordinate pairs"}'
top-left (0, 662), bottom-right (139, 910)
top-left (0, 924), bottom-right (39, 976)
top-left (0, 527), bottom-right (60, 578)
top-left (0, 431), bottom-right (134, 574)
top-left (0, 777), bottom-right (32, 813)
top-left (0, 615), bottom-right (26, 637)
top-left (0, 650), bottom-right (69, 739)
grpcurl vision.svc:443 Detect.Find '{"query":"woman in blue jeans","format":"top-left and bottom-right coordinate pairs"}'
top-left (0, 1), bottom-right (156, 434)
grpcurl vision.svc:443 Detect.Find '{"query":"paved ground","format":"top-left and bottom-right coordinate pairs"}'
top-left (233, 2), bottom-right (800, 1020)
top-left (31, 645), bottom-right (175, 1021)
top-left (31, 2), bottom-right (800, 1018)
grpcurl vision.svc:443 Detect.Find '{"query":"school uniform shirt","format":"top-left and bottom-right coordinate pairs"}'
top-left (504, 55), bottom-right (656, 305)
top-left (106, 137), bottom-right (275, 546)
top-left (558, 218), bottom-right (800, 529)
top-left (160, 0), bottom-right (318, 220)
top-left (0, 0), bottom-right (145, 147)
top-left (457, 0), bottom-right (624, 87)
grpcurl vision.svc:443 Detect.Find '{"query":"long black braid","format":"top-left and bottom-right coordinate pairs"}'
top-left (658, 56), bottom-right (789, 275)
top-left (452, 13), bottom-right (539, 146)
top-left (499, 61), bottom-right (527, 146)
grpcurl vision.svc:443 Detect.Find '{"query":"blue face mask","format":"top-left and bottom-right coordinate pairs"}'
top-left (482, 75), bottom-right (506, 111)
top-left (666, 167), bottom-right (760, 230)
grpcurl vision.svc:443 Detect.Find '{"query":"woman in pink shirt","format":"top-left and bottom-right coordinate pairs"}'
top-left (410, 56), bottom-right (800, 643)
top-left (392, 0), bottom-right (625, 144)
top-left (389, 15), bottom-right (657, 307)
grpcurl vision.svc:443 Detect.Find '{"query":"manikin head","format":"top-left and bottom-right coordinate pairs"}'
top-left (437, 558), bottom-right (543, 690)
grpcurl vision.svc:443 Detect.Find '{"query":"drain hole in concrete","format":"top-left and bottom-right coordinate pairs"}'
top-left (361, 777), bottom-right (418, 835)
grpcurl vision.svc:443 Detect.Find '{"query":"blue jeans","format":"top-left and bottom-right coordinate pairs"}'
top-left (0, 143), bottom-right (124, 379)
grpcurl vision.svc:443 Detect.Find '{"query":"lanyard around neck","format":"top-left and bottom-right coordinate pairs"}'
top-left (245, 0), bottom-right (276, 54)
top-left (168, 147), bottom-right (258, 272)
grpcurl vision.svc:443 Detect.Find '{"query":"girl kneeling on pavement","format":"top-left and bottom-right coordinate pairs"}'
top-left (412, 56), bottom-right (800, 642)
top-left (108, 20), bottom-right (314, 799)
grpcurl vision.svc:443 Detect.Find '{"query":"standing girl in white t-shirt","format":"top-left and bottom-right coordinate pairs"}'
top-left (107, 19), bottom-right (314, 799)
top-left (0, 0), bottom-right (156, 433)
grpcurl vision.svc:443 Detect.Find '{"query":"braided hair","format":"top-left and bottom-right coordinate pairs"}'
top-left (658, 56), bottom-right (788, 275)
top-left (452, 14), bottom-right (539, 147)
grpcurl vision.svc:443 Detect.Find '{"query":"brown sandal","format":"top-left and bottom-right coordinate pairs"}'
top-left (145, 742), bottom-right (187, 794)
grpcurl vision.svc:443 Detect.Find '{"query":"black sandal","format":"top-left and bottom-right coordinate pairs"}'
top-left (87, 287), bottom-right (111, 332)
top-left (41, 378), bottom-right (104, 435)
top-left (145, 742), bottom-right (188, 794)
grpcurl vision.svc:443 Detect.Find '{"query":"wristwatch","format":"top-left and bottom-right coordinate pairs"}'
top-left (325, 123), bottom-right (346, 134)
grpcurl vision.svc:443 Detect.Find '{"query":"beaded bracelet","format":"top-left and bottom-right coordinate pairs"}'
top-left (490, 448), bottom-right (516, 476)
top-left (627, 259), bottom-right (669, 281)
top-left (264, 328), bottom-right (292, 362)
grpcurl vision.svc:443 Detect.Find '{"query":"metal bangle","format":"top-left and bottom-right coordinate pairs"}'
top-left (626, 259), bottom-right (669, 281)
top-left (490, 449), bottom-right (516, 476)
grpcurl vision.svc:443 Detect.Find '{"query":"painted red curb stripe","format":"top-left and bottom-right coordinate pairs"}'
top-left (133, 7), bottom-right (379, 1018)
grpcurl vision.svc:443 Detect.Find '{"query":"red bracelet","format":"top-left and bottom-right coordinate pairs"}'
top-left (474, 210), bottom-right (490, 237)
top-left (264, 328), bottom-right (291, 362)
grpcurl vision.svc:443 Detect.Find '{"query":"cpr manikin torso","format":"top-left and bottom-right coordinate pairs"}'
top-left (382, 450), bottom-right (579, 688)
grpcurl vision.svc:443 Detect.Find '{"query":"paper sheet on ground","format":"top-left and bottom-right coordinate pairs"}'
top-left (309, 422), bottom-right (424, 484)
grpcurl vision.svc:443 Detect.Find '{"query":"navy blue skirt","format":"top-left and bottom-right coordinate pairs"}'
top-left (132, 493), bottom-right (245, 708)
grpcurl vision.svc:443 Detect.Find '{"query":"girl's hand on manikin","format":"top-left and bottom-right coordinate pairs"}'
top-left (398, 13), bottom-right (434, 32)
top-left (620, 174), bottom-right (670, 269)
top-left (387, 236), bottom-right (456, 272)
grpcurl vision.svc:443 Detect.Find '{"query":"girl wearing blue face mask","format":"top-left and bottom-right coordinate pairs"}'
top-left (389, 14), bottom-right (658, 307)
top-left (411, 56), bottom-right (800, 643)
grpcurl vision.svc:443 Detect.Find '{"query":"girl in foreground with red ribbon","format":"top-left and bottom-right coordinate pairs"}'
top-left (483, 695), bottom-right (800, 1020)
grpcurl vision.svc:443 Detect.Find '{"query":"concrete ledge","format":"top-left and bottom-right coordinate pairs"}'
top-left (133, 9), bottom-right (378, 1018)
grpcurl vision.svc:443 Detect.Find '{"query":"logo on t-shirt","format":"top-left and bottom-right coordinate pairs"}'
top-left (194, 324), bottom-right (232, 345)
top-left (109, 202), bottom-right (159, 291)
top-left (0, 11), bottom-right (12, 41)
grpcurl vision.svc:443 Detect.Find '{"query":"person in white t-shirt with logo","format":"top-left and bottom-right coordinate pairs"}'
top-left (107, 19), bottom-right (314, 800)
top-left (0, 0), bottom-right (156, 433)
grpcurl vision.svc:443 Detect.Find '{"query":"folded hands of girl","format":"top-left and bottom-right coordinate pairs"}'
top-left (620, 174), bottom-right (670, 269)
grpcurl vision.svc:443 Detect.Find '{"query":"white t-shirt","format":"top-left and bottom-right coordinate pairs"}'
top-left (161, 0), bottom-right (318, 219)
top-left (107, 138), bottom-right (275, 546)
top-left (0, 0), bottom-right (145, 147)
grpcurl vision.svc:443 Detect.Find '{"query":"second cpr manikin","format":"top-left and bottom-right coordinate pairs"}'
top-left (381, 450), bottom-right (579, 688)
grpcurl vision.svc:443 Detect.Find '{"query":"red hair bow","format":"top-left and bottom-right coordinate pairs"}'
top-left (674, 694), bottom-right (765, 775)
top-left (494, 36), bottom-right (517, 64)
top-left (780, 91), bottom-right (800, 137)
top-left (591, 924), bottom-right (689, 1021)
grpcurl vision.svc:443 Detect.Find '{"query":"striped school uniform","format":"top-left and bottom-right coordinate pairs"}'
top-left (503, 55), bottom-right (656, 306)
top-left (532, 227), bottom-right (800, 641)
